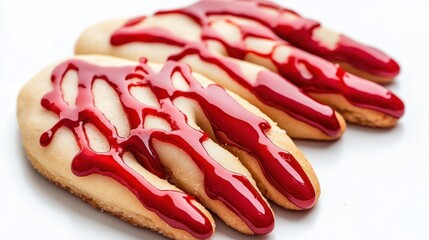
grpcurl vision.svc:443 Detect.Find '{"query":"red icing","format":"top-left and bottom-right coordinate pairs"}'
top-left (110, 0), bottom-right (404, 119)
top-left (335, 36), bottom-right (400, 77)
top-left (40, 59), bottom-right (318, 235)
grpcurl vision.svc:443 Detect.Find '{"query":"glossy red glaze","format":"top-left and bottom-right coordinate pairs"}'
top-left (39, 59), bottom-right (317, 235)
top-left (335, 36), bottom-right (400, 77)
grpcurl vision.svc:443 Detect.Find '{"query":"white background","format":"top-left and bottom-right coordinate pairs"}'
top-left (1, 0), bottom-right (428, 239)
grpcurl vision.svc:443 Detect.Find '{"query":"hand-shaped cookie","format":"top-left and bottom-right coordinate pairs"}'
top-left (17, 55), bottom-right (320, 239)
top-left (75, 0), bottom-right (404, 141)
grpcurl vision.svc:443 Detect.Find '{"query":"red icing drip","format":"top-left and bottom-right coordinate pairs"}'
top-left (335, 36), bottom-right (400, 77)
top-left (111, 26), bottom-right (186, 48)
top-left (39, 59), bottom-right (319, 235)
top-left (254, 70), bottom-right (341, 135)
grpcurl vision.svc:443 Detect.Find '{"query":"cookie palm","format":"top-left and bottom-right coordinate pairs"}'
top-left (76, 0), bottom-right (404, 141)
